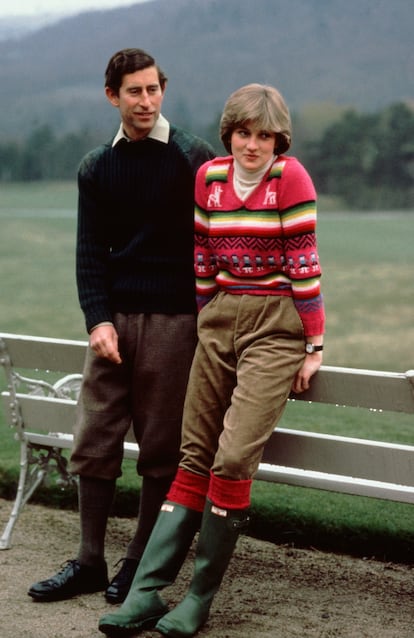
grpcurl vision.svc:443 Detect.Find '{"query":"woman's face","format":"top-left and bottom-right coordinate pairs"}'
top-left (230, 122), bottom-right (276, 171)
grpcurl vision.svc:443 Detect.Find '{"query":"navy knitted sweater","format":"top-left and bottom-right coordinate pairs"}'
top-left (76, 126), bottom-right (215, 333)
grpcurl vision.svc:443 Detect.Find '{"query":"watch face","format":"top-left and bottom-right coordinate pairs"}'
top-left (305, 343), bottom-right (314, 354)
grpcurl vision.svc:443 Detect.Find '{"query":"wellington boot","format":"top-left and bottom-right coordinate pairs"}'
top-left (155, 499), bottom-right (249, 637)
top-left (98, 502), bottom-right (201, 637)
top-left (99, 589), bottom-right (168, 637)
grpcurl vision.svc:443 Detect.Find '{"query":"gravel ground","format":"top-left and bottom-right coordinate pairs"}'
top-left (0, 499), bottom-right (413, 638)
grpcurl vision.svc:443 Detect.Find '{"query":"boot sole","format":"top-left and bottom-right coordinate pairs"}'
top-left (98, 615), bottom-right (163, 637)
top-left (156, 619), bottom-right (206, 638)
top-left (28, 585), bottom-right (107, 602)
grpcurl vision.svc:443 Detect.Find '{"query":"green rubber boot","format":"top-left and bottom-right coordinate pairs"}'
top-left (155, 499), bottom-right (249, 637)
top-left (98, 502), bottom-right (201, 637)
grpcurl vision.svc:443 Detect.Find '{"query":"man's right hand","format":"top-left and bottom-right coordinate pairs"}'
top-left (89, 324), bottom-right (122, 364)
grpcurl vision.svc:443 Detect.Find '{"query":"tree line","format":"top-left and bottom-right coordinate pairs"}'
top-left (302, 102), bottom-right (414, 210)
top-left (0, 102), bottom-right (413, 210)
top-left (0, 127), bottom-right (100, 183)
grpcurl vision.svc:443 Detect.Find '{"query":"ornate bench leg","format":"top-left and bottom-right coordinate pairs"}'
top-left (0, 439), bottom-right (77, 550)
top-left (0, 438), bottom-right (46, 550)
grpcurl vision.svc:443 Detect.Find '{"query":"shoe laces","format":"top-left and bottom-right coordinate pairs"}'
top-left (109, 557), bottom-right (138, 585)
top-left (57, 559), bottom-right (79, 575)
top-left (112, 557), bottom-right (128, 569)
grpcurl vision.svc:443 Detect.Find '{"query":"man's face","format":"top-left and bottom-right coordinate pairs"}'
top-left (106, 65), bottom-right (165, 141)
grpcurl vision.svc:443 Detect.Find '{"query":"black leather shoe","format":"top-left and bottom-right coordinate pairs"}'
top-left (105, 557), bottom-right (139, 604)
top-left (28, 559), bottom-right (108, 602)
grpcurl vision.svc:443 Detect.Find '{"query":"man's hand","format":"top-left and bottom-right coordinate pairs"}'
top-left (89, 324), bottom-right (122, 364)
top-left (291, 352), bottom-right (322, 394)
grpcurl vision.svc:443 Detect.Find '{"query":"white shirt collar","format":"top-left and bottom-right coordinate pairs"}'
top-left (112, 113), bottom-right (170, 147)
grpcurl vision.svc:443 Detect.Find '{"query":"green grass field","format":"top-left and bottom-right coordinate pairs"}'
top-left (1, 181), bottom-right (413, 370)
top-left (1, 181), bottom-right (413, 563)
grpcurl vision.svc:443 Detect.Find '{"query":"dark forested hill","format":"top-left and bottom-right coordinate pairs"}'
top-left (0, 0), bottom-right (412, 140)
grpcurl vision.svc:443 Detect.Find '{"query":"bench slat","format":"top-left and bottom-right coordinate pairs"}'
top-left (0, 332), bottom-right (87, 373)
top-left (25, 432), bottom-right (140, 461)
top-left (262, 427), bottom-right (414, 487)
top-left (292, 366), bottom-right (414, 413)
top-left (255, 465), bottom-right (414, 504)
top-left (1, 392), bottom-right (77, 435)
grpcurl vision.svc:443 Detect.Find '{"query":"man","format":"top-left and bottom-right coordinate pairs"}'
top-left (28, 48), bottom-right (215, 605)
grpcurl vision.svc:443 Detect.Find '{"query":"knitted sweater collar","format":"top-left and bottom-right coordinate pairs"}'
top-left (233, 155), bottom-right (276, 201)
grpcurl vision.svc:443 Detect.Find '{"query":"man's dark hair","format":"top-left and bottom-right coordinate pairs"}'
top-left (105, 48), bottom-right (168, 94)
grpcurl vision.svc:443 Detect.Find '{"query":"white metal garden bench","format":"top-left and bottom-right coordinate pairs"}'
top-left (1, 331), bottom-right (413, 550)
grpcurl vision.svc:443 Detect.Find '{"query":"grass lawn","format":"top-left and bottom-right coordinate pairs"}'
top-left (0, 181), bottom-right (413, 563)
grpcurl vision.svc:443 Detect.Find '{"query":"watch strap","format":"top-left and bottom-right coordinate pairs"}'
top-left (306, 343), bottom-right (324, 353)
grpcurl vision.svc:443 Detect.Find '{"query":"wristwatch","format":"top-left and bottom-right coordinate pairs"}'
top-left (305, 343), bottom-right (324, 354)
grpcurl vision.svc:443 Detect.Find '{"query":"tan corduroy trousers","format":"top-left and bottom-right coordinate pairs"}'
top-left (180, 292), bottom-right (305, 480)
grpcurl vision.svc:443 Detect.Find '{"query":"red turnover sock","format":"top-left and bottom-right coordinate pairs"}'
top-left (166, 468), bottom-right (209, 512)
top-left (207, 471), bottom-right (252, 510)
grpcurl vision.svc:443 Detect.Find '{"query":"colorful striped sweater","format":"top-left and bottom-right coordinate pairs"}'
top-left (194, 155), bottom-right (325, 336)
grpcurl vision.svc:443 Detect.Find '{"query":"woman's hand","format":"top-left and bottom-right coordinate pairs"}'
top-left (291, 352), bottom-right (322, 394)
top-left (89, 324), bottom-right (122, 364)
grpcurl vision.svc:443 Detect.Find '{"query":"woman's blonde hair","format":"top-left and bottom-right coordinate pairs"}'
top-left (220, 83), bottom-right (292, 154)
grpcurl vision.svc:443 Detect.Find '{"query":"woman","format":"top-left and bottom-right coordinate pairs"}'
top-left (99, 83), bottom-right (325, 637)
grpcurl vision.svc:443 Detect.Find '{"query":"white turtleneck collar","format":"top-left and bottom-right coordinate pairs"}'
top-left (233, 155), bottom-right (276, 201)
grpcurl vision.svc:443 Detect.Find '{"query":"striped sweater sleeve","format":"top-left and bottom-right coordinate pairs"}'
top-left (278, 159), bottom-right (325, 336)
top-left (194, 161), bottom-right (219, 310)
